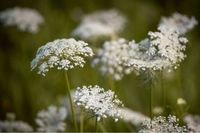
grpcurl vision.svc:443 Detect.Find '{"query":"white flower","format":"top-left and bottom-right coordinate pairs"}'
top-left (184, 114), bottom-right (200, 133)
top-left (35, 105), bottom-right (67, 132)
top-left (127, 26), bottom-right (188, 72)
top-left (73, 85), bottom-right (123, 122)
top-left (92, 38), bottom-right (133, 80)
top-left (159, 12), bottom-right (198, 34)
top-left (72, 9), bottom-right (126, 39)
top-left (0, 7), bottom-right (44, 33)
top-left (0, 113), bottom-right (33, 132)
top-left (31, 38), bottom-right (94, 76)
top-left (139, 115), bottom-right (188, 133)
top-left (120, 108), bottom-right (150, 126)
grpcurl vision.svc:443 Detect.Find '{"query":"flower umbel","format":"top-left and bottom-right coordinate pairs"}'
top-left (92, 38), bottom-right (133, 80)
top-left (127, 26), bottom-right (188, 73)
top-left (0, 7), bottom-right (44, 33)
top-left (73, 85), bottom-right (123, 122)
top-left (72, 9), bottom-right (126, 39)
top-left (0, 113), bottom-right (33, 132)
top-left (139, 115), bottom-right (188, 133)
top-left (35, 105), bottom-right (67, 132)
top-left (31, 38), bottom-right (94, 76)
top-left (159, 12), bottom-right (198, 34)
top-left (184, 114), bottom-right (200, 133)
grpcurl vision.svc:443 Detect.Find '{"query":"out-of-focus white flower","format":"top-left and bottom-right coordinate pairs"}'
top-left (127, 26), bottom-right (188, 73)
top-left (139, 115), bottom-right (188, 133)
top-left (72, 9), bottom-right (126, 39)
top-left (0, 113), bottom-right (33, 132)
top-left (120, 108), bottom-right (150, 126)
top-left (177, 98), bottom-right (187, 105)
top-left (184, 114), bottom-right (200, 133)
top-left (159, 12), bottom-right (198, 34)
top-left (0, 7), bottom-right (44, 33)
top-left (31, 38), bottom-right (94, 76)
top-left (35, 105), bottom-right (67, 132)
top-left (73, 85), bottom-right (123, 122)
top-left (92, 38), bottom-right (133, 80)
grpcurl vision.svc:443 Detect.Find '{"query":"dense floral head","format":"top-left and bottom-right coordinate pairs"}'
top-left (72, 9), bottom-right (126, 39)
top-left (73, 85), bottom-right (124, 122)
top-left (35, 105), bottom-right (67, 132)
top-left (139, 115), bottom-right (188, 133)
top-left (92, 38), bottom-right (133, 80)
top-left (31, 38), bottom-right (94, 76)
top-left (0, 7), bottom-right (44, 33)
top-left (127, 25), bottom-right (188, 73)
top-left (184, 114), bottom-right (200, 133)
top-left (0, 113), bottom-right (33, 132)
top-left (159, 12), bottom-right (198, 34)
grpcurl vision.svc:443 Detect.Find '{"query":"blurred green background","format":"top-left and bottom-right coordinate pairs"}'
top-left (0, 0), bottom-right (199, 131)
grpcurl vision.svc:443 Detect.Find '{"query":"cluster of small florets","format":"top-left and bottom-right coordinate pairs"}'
top-left (92, 38), bottom-right (133, 80)
top-left (31, 38), bottom-right (94, 76)
top-left (0, 7), bottom-right (44, 33)
top-left (138, 115), bottom-right (188, 133)
top-left (35, 105), bottom-right (67, 132)
top-left (0, 113), bottom-right (33, 132)
top-left (127, 25), bottom-right (188, 73)
top-left (73, 85), bottom-right (123, 122)
top-left (72, 9), bottom-right (126, 39)
top-left (120, 108), bottom-right (150, 126)
top-left (159, 12), bottom-right (198, 34)
top-left (184, 114), bottom-right (200, 133)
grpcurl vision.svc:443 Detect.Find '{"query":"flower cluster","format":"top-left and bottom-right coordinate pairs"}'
top-left (31, 38), bottom-right (94, 76)
top-left (159, 12), bottom-right (198, 34)
top-left (184, 114), bottom-right (200, 133)
top-left (35, 105), bottom-right (67, 132)
top-left (92, 38), bottom-right (133, 80)
top-left (0, 113), bottom-right (33, 132)
top-left (73, 85), bottom-right (123, 122)
top-left (72, 9), bottom-right (126, 39)
top-left (139, 115), bottom-right (188, 133)
top-left (0, 7), bottom-right (44, 33)
top-left (120, 108), bottom-right (150, 126)
top-left (127, 26), bottom-right (188, 73)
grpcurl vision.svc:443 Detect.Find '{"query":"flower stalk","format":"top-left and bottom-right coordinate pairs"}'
top-left (64, 71), bottom-right (78, 132)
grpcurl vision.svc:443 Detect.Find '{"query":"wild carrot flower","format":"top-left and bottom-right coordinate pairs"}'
top-left (120, 108), bottom-right (150, 126)
top-left (72, 9), bottom-right (126, 39)
top-left (31, 38), bottom-right (94, 76)
top-left (92, 38), bottom-right (133, 80)
top-left (0, 7), bottom-right (44, 33)
top-left (35, 105), bottom-right (67, 132)
top-left (184, 114), bottom-right (200, 133)
top-left (139, 115), bottom-right (188, 133)
top-left (73, 85), bottom-right (123, 122)
top-left (159, 12), bottom-right (198, 34)
top-left (127, 26), bottom-right (188, 73)
top-left (0, 113), bottom-right (33, 132)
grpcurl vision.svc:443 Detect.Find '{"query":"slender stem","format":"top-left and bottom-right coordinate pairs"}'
top-left (108, 75), bottom-right (116, 91)
top-left (161, 71), bottom-right (166, 110)
top-left (94, 116), bottom-right (98, 132)
top-left (80, 111), bottom-right (84, 133)
top-left (147, 71), bottom-right (153, 118)
top-left (64, 71), bottom-right (78, 132)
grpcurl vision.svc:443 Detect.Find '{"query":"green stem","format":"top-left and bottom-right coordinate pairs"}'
top-left (94, 116), bottom-right (98, 132)
top-left (80, 111), bottom-right (84, 133)
top-left (147, 71), bottom-right (153, 118)
top-left (108, 75), bottom-right (116, 91)
top-left (161, 71), bottom-right (166, 110)
top-left (64, 72), bottom-right (78, 132)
